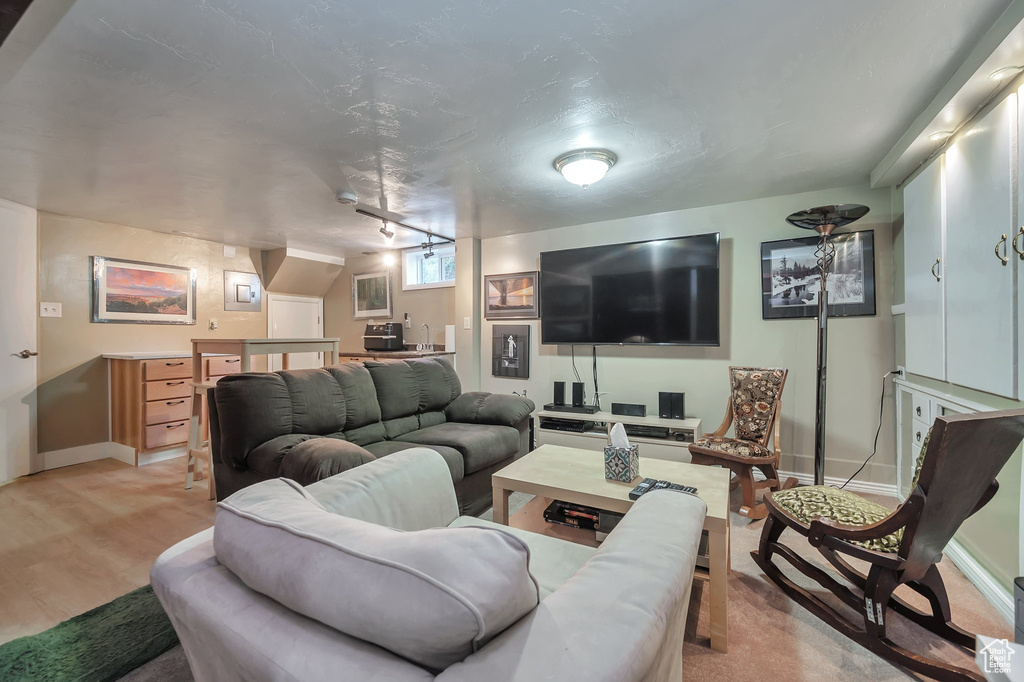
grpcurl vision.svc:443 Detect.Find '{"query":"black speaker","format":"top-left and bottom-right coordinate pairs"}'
top-left (611, 403), bottom-right (646, 417)
top-left (553, 381), bottom-right (565, 406)
top-left (671, 393), bottom-right (685, 419)
top-left (659, 391), bottom-right (685, 419)
top-left (571, 382), bottom-right (585, 407)
top-left (658, 392), bottom-right (672, 419)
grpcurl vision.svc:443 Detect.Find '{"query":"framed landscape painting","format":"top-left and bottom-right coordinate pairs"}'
top-left (484, 271), bottom-right (539, 319)
top-left (353, 270), bottom-right (393, 319)
top-left (760, 230), bottom-right (876, 320)
top-left (91, 256), bottom-right (196, 325)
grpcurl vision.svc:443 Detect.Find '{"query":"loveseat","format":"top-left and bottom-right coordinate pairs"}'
top-left (208, 357), bottom-right (534, 515)
top-left (152, 449), bottom-right (708, 681)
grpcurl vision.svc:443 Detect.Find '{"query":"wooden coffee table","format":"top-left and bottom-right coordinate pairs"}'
top-left (492, 444), bottom-right (731, 653)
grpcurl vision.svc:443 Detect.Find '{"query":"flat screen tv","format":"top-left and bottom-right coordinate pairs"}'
top-left (540, 233), bottom-right (720, 346)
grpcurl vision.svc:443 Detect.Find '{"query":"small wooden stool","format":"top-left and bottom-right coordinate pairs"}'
top-left (186, 382), bottom-right (216, 500)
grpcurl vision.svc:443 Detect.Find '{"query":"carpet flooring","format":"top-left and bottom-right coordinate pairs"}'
top-left (123, 490), bottom-right (1009, 681)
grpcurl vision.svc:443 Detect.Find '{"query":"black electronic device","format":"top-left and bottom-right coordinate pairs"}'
top-left (671, 392), bottom-right (685, 419)
top-left (543, 403), bottom-right (598, 415)
top-left (628, 477), bottom-right (698, 500)
top-left (362, 323), bottom-right (404, 351)
top-left (611, 402), bottom-right (646, 417)
top-left (623, 424), bottom-right (670, 440)
top-left (571, 381), bottom-right (585, 407)
top-left (539, 233), bottom-right (721, 346)
top-left (538, 417), bottom-right (596, 433)
top-left (659, 392), bottom-right (671, 419)
top-left (553, 381), bottom-right (565, 406)
top-left (659, 391), bottom-right (685, 419)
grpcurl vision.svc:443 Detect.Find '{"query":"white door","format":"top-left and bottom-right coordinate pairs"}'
top-left (267, 294), bottom-right (324, 371)
top-left (903, 156), bottom-right (946, 380)
top-left (945, 93), bottom-right (1018, 398)
top-left (0, 199), bottom-right (38, 482)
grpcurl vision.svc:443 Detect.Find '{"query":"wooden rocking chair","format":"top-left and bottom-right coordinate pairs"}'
top-left (752, 408), bottom-right (1024, 681)
top-left (688, 367), bottom-right (796, 519)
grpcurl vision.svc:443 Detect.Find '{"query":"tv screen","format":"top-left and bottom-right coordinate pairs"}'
top-left (540, 233), bottom-right (720, 346)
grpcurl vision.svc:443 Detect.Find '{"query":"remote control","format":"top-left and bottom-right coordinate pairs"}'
top-left (628, 477), bottom-right (698, 500)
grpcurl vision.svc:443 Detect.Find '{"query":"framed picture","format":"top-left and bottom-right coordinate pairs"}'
top-left (760, 230), bottom-right (876, 320)
top-left (353, 270), bottom-right (393, 319)
top-left (91, 256), bottom-right (196, 325)
top-left (484, 271), bottom-right (539, 319)
top-left (492, 325), bottom-right (530, 378)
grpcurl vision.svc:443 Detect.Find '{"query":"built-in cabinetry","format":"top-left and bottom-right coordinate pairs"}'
top-left (107, 353), bottom-right (244, 463)
top-left (903, 91), bottom-right (1021, 398)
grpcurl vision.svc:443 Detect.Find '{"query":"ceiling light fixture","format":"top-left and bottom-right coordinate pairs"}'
top-left (422, 236), bottom-right (435, 259)
top-left (554, 149), bottom-right (617, 188)
top-left (354, 208), bottom-right (454, 245)
top-left (928, 130), bottom-right (954, 142)
top-left (379, 221), bottom-right (395, 240)
top-left (989, 66), bottom-right (1023, 82)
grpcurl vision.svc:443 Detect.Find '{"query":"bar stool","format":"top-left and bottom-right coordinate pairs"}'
top-left (186, 381), bottom-right (217, 500)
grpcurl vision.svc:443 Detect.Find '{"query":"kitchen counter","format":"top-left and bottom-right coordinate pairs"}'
top-left (339, 349), bottom-right (454, 359)
top-left (102, 351), bottom-right (234, 360)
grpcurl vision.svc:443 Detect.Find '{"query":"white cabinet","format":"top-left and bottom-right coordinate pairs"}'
top-left (943, 94), bottom-right (1018, 398)
top-left (903, 156), bottom-right (946, 380)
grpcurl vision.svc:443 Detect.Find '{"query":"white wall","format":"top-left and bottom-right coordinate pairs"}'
top-left (470, 183), bottom-right (896, 484)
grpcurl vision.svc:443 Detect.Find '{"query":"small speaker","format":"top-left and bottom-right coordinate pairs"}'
top-left (659, 391), bottom-right (685, 419)
top-left (671, 392), bottom-right (685, 420)
top-left (611, 402), bottom-right (646, 417)
top-left (553, 381), bottom-right (565, 406)
top-left (571, 382), bottom-right (585, 407)
top-left (658, 392), bottom-right (672, 419)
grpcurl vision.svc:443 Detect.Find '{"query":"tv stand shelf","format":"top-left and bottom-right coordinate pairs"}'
top-left (536, 409), bottom-right (702, 464)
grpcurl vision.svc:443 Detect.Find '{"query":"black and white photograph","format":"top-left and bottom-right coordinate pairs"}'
top-left (760, 230), bottom-right (876, 319)
top-left (492, 324), bottom-right (530, 378)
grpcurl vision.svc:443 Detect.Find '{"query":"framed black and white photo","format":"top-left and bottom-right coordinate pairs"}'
top-left (352, 270), bottom-right (393, 319)
top-left (760, 230), bottom-right (876, 320)
top-left (492, 325), bottom-right (530, 378)
top-left (484, 271), bottom-right (539, 319)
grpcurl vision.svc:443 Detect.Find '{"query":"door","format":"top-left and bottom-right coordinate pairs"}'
top-left (945, 93), bottom-right (1018, 398)
top-left (0, 199), bottom-right (37, 482)
top-left (267, 294), bottom-right (324, 371)
top-left (903, 156), bottom-right (946, 380)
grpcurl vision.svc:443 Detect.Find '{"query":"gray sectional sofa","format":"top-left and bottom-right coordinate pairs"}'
top-left (208, 357), bottom-right (534, 515)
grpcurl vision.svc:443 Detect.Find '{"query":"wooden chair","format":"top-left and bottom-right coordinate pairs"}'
top-left (185, 381), bottom-right (216, 500)
top-left (688, 367), bottom-right (795, 519)
top-left (752, 409), bottom-right (1024, 681)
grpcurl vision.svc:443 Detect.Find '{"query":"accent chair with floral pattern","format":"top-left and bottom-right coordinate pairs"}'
top-left (688, 367), bottom-right (793, 520)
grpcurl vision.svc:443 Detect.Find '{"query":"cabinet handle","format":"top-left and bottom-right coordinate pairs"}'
top-left (916, 431), bottom-right (922, 442)
top-left (996, 234), bottom-right (1009, 266)
top-left (166, 423), bottom-right (184, 429)
top-left (930, 258), bottom-right (941, 282)
top-left (165, 361), bottom-right (185, 366)
top-left (166, 381), bottom-right (185, 386)
top-left (1013, 226), bottom-right (1024, 260)
top-left (915, 406), bottom-right (922, 417)
top-left (166, 400), bottom-right (185, 405)
top-left (226, 359), bottom-right (240, 363)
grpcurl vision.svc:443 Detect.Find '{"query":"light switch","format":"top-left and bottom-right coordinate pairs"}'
top-left (463, 316), bottom-right (471, 330)
top-left (209, 318), bottom-right (219, 330)
top-left (40, 302), bottom-right (62, 318)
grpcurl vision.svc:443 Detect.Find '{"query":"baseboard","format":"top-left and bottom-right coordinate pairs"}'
top-left (35, 441), bottom-right (134, 471)
top-left (943, 538), bottom-right (1014, 626)
top-left (137, 446), bottom-right (186, 466)
top-left (755, 469), bottom-right (898, 497)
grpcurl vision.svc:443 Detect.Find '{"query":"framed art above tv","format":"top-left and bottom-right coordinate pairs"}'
top-left (760, 230), bottom-right (876, 320)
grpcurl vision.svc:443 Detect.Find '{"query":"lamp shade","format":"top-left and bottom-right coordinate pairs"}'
top-left (785, 204), bottom-right (869, 232)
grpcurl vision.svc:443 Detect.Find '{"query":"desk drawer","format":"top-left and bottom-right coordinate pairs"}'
top-left (142, 359), bottom-right (191, 381)
top-left (145, 420), bottom-right (188, 449)
top-left (144, 379), bottom-right (191, 401)
top-left (145, 398), bottom-right (191, 425)
top-left (207, 355), bottom-right (243, 377)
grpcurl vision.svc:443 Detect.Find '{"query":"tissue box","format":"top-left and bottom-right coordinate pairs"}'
top-left (604, 444), bottom-right (640, 483)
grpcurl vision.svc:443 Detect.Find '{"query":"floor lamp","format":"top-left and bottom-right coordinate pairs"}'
top-left (785, 204), bottom-right (870, 485)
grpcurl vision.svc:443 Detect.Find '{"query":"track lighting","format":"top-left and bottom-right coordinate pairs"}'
top-left (379, 222), bottom-right (394, 240)
top-left (422, 237), bottom-right (435, 259)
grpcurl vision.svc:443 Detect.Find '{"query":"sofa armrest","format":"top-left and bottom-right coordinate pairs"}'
top-left (445, 392), bottom-right (535, 427)
top-left (304, 448), bottom-right (460, 530)
top-left (437, 490), bottom-right (707, 682)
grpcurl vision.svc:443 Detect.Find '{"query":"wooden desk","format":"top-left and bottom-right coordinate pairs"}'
top-left (190, 338), bottom-right (340, 382)
top-left (492, 444), bottom-right (730, 652)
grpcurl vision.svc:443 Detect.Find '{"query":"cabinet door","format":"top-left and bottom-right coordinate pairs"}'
top-left (945, 94), bottom-right (1018, 398)
top-left (903, 156), bottom-right (945, 380)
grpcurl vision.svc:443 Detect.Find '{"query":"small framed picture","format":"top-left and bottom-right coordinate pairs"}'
top-left (353, 270), bottom-right (393, 319)
top-left (760, 230), bottom-right (876, 320)
top-left (492, 325), bottom-right (530, 378)
top-left (91, 256), bottom-right (196, 325)
top-left (484, 271), bottom-right (539, 319)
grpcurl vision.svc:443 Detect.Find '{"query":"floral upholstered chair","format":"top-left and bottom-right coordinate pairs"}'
top-left (688, 367), bottom-right (794, 520)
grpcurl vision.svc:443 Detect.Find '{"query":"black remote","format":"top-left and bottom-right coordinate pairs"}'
top-left (629, 477), bottom-right (698, 500)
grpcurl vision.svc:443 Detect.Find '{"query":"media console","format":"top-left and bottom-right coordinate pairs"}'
top-left (535, 409), bottom-right (702, 464)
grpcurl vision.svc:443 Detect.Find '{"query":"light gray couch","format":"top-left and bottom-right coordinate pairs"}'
top-left (151, 449), bottom-right (707, 681)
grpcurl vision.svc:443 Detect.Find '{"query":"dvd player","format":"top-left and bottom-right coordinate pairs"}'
top-left (539, 417), bottom-right (596, 433)
top-left (624, 424), bottom-right (670, 439)
top-left (543, 403), bottom-right (599, 415)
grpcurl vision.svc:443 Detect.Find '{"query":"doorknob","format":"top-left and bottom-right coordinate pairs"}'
top-left (13, 350), bottom-right (38, 359)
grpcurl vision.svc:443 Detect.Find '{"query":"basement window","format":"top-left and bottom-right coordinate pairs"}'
top-left (403, 244), bottom-right (456, 290)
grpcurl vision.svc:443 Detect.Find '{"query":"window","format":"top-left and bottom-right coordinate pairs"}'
top-left (403, 244), bottom-right (456, 290)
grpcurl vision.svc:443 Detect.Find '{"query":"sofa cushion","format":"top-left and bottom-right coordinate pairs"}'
top-left (214, 374), bottom-right (294, 469)
top-left (277, 438), bottom-right (376, 485)
top-left (278, 369), bottom-right (347, 434)
top-left (247, 434), bottom-right (321, 478)
top-left (215, 479), bottom-right (539, 671)
top-left (444, 392), bottom-right (535, 427)
top-left (383, 415), bottom-right (421, 440)
top-left (419, 411), bottom-right (446, 429)
top-left (327, 363), bottom-right (383, 430)
top-left (365, 361), bottom-right (420, 420)
top-left (344, 421), bottom-right (388, 447)
top-left (405, 357), bottom-right (461, 412)
top-left (363, 440), bottom-right (465, 482)
top-left (397, 423), bottom-right (519, 474)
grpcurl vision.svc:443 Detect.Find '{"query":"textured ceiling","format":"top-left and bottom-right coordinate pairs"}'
top-left (0, 0), bottom-right (1012, 255)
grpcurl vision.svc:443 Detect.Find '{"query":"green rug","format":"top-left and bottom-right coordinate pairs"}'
top-left (0, 585), bottom-right (179, 682)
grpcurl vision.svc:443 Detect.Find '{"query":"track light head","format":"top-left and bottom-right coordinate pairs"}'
top-left (379, 222), bottom-right (394, 240)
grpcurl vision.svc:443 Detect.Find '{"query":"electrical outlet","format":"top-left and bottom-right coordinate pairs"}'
top-left (40, 302), bottom-right (62, 318)
top-left (896, 365), bottom-right (906, 380)
top-left (209, 318), bottom-right (219, 331)
top-left (463, 316), bottom-right (471, 330)
top-left (404, 313), bottom-right (411, 329)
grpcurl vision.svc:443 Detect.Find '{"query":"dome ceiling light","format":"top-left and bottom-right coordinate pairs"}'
top-left (554, 149), bottom-right (617, 188)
